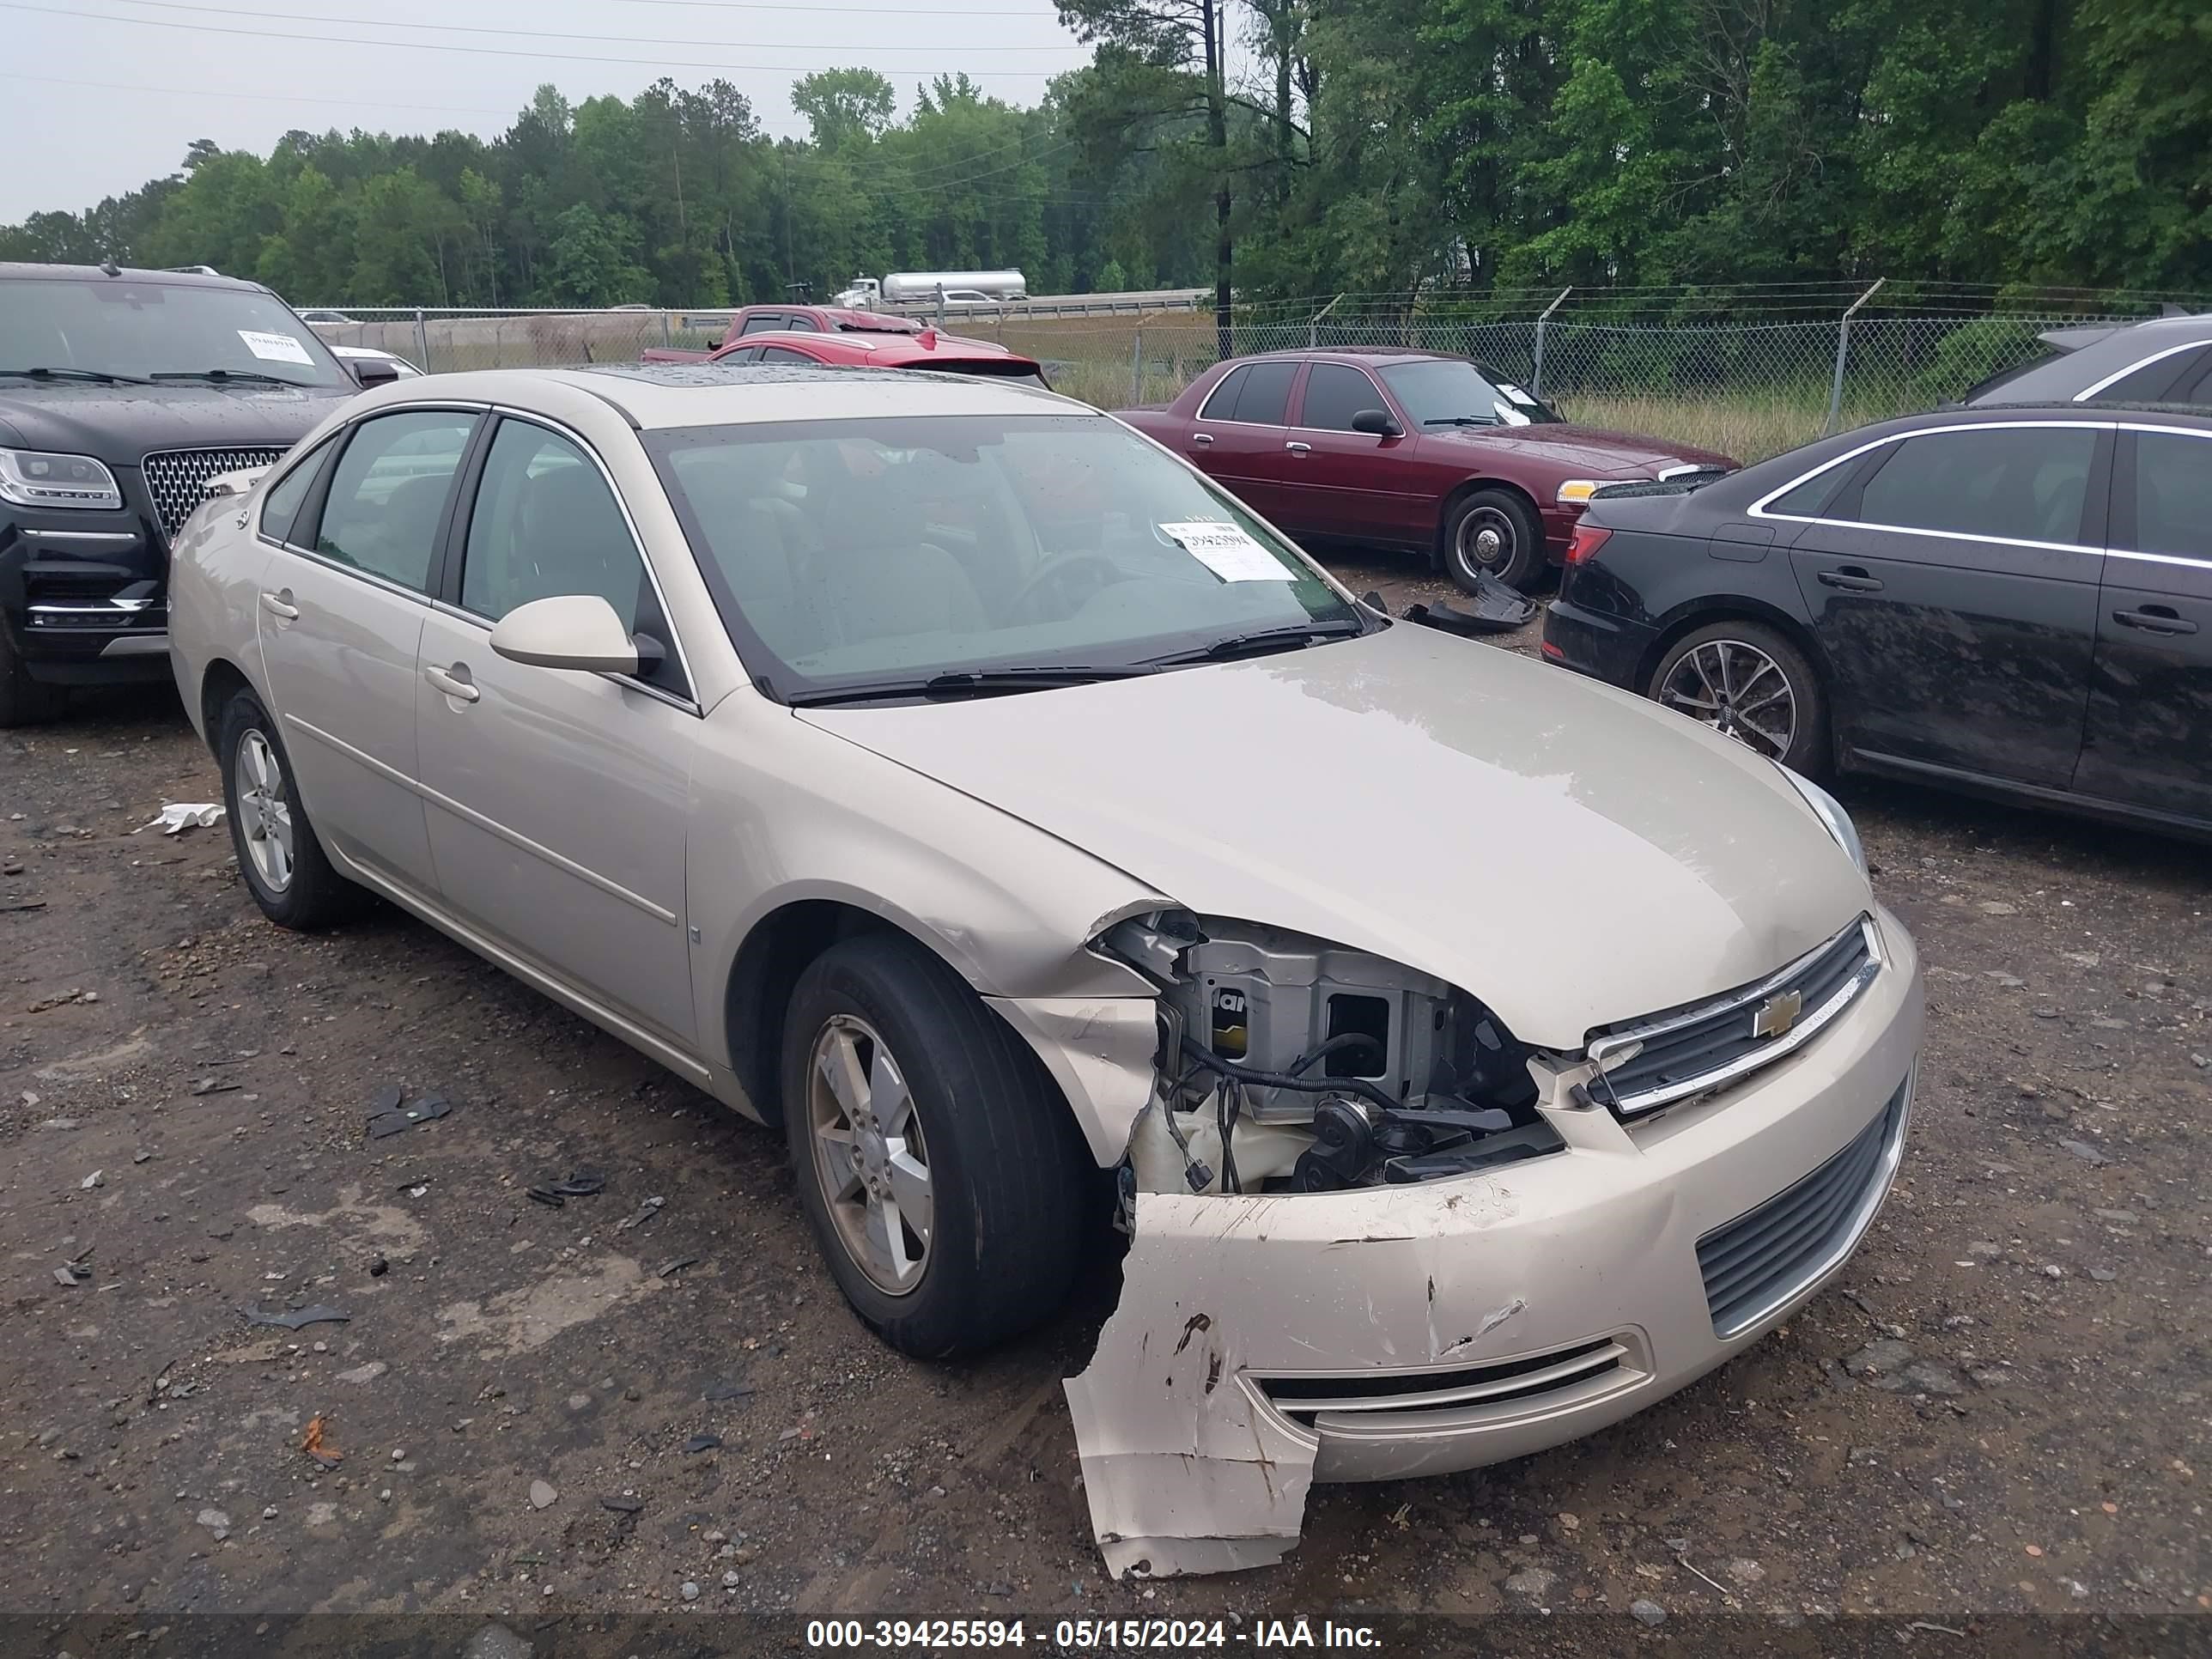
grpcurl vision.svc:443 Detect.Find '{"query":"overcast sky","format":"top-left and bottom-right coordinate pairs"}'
top-left (0, 0), bottom-right (1096, 222)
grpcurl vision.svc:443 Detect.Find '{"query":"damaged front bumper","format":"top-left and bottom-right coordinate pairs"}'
top-left (1063, 907), bottom-right (1923, 1578)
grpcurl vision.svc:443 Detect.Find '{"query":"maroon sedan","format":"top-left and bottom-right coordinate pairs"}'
top-left (1115, 348), bottom-right (1735, 591)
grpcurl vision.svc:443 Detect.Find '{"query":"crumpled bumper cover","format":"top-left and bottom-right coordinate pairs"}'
top-left (1064, 906), bottom-right (1923, 1577)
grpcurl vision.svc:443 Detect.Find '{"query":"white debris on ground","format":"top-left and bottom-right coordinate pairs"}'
top-left (139, 802), bottom-right (225, 836)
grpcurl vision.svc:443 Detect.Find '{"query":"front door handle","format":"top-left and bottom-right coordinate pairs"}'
top-left (1284, 441), bottom-right (1312, 454)
top-left (424, 662), bottom-right (480, 703)
top-left (258, 588), bottom-right (299, 620)
top-left (1190, 432), bottom-right (1213, 446)
top-left (1816, 568), bottom-right (1884, 592)
top-left (2112, 605), bottom-right (2198, 635)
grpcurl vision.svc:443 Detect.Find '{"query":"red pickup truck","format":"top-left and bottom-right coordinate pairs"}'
top-left (640, 304), bottom-right (923, 363)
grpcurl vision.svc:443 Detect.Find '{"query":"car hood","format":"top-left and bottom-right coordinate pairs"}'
top-left (0, 381), bottom-right (350, 462)
top-left (796, 625), bottom-right (1869, 1048)
top-left (1428, 422), bottom-right (1736, 476)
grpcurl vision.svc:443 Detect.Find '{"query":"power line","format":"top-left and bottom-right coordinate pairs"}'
top-left (618, 0), bottom-right (1050, 10)
top-left (0, 1), bottom-right (1081, 77)
top-left (90, 0), bottom-right (1084, 51)
top-left (0, 69), bottom-right (514, 117)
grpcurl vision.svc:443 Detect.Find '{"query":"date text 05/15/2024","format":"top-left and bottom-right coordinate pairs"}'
top-left (804, 1617), bottom-right (1383, 1649)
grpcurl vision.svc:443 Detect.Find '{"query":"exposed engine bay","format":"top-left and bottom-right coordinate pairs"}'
top-left (1097, 912), bottom-right (1566, 1197)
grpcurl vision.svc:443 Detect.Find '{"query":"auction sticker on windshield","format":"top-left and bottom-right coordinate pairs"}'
top-left (237, 330), bottom-right (313, 365)
top-left (1161, 520), bottom-right (1291, 582)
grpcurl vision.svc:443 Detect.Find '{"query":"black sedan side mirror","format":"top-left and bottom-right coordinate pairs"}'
top-left (350, 356), bottom-right (402, 388)
top-left (1350, 408), bottom-right (1401, 437)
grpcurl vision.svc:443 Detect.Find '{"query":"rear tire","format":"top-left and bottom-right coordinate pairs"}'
top-left (1443, 488), bottom-right (1546, 593)
top-left (217, 688), bottom-right (364, 929)
top-left (0, 624), bottom-right (67, 726)
top-left (1647, 619), bottom-right (1829, 776)
top-left (781, 932), bottom-right (1091, 1358)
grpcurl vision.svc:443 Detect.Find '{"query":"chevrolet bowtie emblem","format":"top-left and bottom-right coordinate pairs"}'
top-left (1753, 988), bottom-right (1804, 1040)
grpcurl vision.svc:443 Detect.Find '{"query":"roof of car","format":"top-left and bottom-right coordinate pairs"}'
top-left (410, 362), bottom-right (1074, 429)
top-left (0, 260), bottom-right (265, 291)
top-left (1228, 345), bottom-right (1450, 366)
top-left (733, 329), bottom-right (1023, 364)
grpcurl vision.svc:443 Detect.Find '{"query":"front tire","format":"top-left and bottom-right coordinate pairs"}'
top-left (1647, 619), bottom-right (1828, 775)
top-left (781, 933), bottom-right (1090, 1358)
top-left (216, 689), bottom-right (363, 929)
top-left (1442, 488), bottom-right (1546, 593)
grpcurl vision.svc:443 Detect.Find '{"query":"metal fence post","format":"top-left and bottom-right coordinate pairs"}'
top-left (1131, 325), bottom-right (1144, 404)
top-left (661, 311), bottom-right (672, 348)
top-left (1308, 293), bottom-right (1342, 348)
top-left (413, 308), bottom-right (431, 373)
top-left (1530, 288), bottom-right (1571, 398)
top-left (1826, 279), bottom-right (1886, 435)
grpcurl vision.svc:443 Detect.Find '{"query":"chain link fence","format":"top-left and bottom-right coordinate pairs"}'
top-left (316, 284), bottom-right (2206, 460)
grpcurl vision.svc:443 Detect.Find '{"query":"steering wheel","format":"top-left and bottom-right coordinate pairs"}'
top-left (1007, 550), bottom-right (1125, 623)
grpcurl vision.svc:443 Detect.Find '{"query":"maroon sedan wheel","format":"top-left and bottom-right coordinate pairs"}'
top-left (1444, 489), bottom-right (1545, 592)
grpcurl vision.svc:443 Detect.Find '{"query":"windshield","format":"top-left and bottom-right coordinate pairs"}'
top-left (1377, 358), bottom-right (1560, 427)
top-left (0, 276), bottom-right (349, 387)
top-left (648, 413), bottom-right (1364, 699)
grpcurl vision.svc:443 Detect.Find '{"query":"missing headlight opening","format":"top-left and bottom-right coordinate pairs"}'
top-left (1099, 912), bottom-right (1567, 1197)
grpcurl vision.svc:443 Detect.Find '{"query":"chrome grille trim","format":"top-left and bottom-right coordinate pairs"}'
top-left (140, 447), bottom-right (289, 539)
top-left (1587, 915), bottom-right (1881, 1117)
top-left (1697, 1073), bottom-right (1912, 1338)
top-left (1253, 1333), bottom-right (1649, 1436)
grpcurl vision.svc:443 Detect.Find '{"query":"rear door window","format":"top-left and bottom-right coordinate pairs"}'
top-left (1197, 366), bottom-right (1246, 422)
top-left (737, 314), bottom-right (785, 337)
top-left (1228, 361), bottom-right (1297, 425)
top-left (313, 410), bottom-right (478, 592)
top-left (1848, 427), bottom-right (2099, 545)
top-left (2092, 345), bottom-right (2212, 405)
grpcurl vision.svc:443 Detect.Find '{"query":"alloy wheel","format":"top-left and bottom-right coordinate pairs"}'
top-left (234, 728), bottom-right (296, 893)
top-left (806, 1014), bottom-right (934, 1296)
top-left (1659, 639), bottom-right (1798, 760)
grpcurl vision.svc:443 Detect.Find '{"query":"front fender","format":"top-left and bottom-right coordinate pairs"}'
top-left (686, 696), bottom-right (1167, 1078)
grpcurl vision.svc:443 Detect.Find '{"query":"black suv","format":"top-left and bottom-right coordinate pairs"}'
top-left (0, 263), bottom-right (397, 723)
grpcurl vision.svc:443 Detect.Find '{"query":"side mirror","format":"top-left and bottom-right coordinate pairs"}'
top-left (489, 594), bottom-right (640, 675)
top-left (1350, 408), bottom-right (1401, 437)
top-left (349, 356), bottom-right (403, 388)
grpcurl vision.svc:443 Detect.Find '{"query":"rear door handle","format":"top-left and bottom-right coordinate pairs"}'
top-left (423, 662), bottom-right (480, 703)
top-left (258, 588), bottom-right (299, 620)
top-left (2112, 605), bottom-right (2198, 635)
top-left (1190, 432), bottom-right (1213, 446)
top-left (1284, 441), bottom-right (1312, 454)
top-left (1816, 568), bottom-right (1884, 592)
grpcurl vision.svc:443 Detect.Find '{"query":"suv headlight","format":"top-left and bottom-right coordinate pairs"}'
top-left (0, 448), bottom-right (123, 511)
top-left (1778, 766), bottom-right (1868, 875)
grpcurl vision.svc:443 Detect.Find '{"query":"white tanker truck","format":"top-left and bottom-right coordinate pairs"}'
top-left (832, 270), bottom-right (1029, 309)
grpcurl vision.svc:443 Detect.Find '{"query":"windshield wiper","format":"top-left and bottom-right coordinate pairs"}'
top-left (1148, 620), bottom-right (1366, 665)
top-left (149, 368), bottom-right (307, 386)
top-left (1421, 415), bottom-right (1498, 427)
top-left (0, 366), bottom-right (155, 385)
top-left (788, 665), bottom-right (1157, 708)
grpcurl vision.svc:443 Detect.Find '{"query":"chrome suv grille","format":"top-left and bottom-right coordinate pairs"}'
top-left (1587, 915), bottom-right (1880, 1118)
top-left (1697, 1077), bottom-right (1911, 1337)
top-left (141, 447), bottom-right (289, 539)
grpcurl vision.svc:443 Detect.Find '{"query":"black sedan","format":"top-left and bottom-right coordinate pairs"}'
top-left (1541, 403), bottom-right (2212, 839)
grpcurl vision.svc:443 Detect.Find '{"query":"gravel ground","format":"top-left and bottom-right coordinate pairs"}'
top-left (2, 556), bottom-right (2206, 1643)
